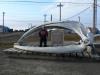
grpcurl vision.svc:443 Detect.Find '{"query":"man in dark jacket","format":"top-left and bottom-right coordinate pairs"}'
top-left (39, 26), bottom-right (48, 47)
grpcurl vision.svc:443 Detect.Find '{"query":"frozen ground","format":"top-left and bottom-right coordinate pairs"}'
top-left (0, 48), bottom-right (100, 75)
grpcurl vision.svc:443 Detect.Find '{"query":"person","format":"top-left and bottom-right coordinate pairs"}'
top-left (87, 28), bottom-right (94, 45)
top-left (87, 27), bottom-right (96, 54)
top-left (39, 26), bottom-right (48, 47)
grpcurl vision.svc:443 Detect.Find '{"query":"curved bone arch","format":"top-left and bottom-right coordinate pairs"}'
top-left (14, 21), bottom-right (88, 53)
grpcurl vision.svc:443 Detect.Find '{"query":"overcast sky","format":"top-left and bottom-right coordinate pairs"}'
top-left (0, 0), bottom-right (100, 30)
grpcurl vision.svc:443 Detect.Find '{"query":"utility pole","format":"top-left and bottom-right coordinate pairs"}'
top-left (3, 12), bottom-right (5, 33)
top-left (78, 16), bottom-right (80, 23)
top-left (44, 14), bottom-right (47, 23)
top-left (93, 0), bottom-right (97, 34)
top-left (57, 2), bottom-right (63, 21)
top-left (51, 14), bottom-right (52, 22)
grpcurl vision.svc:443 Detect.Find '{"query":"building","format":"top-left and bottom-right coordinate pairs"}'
top-left (0, 25), bottom-right (13, 32)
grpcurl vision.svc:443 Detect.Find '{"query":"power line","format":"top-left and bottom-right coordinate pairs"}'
top-left (66, 7), bottom-right (90, 20)
top-left (0, 1), bottom-right (92, 4)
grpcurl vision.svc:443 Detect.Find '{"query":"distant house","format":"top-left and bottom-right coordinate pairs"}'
top-left (0, 25), bottom-right (13, 32)
top-left (96, 28), bottom-right (100, 34)
top-left (88, 27), bottom-right (100, 34)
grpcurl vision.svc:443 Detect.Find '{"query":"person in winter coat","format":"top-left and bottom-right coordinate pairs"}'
top-left (39, 26), bottom-right (48, 47)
